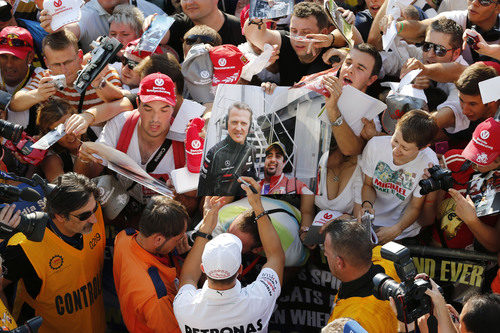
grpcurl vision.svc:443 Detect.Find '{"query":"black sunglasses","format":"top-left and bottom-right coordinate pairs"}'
top-left (422, 42), bottom-right (455, 57)
top-left (121, 57), bottom-right (138, 70)
top-left (70, 203), bottom-right (98, 221)
top-left (0, 37), bottom-right (31, 48)
top-left (475, 0), bottom-right (499, 6)
top-left (183, 34), bottom-right (216, 46)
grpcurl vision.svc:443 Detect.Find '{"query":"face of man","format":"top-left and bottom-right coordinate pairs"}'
top-left (264, 147), bottom-right (285, 178)
top-left (109, 22), bottom-right (139, 57)
top-left (57, 196), bottom-right (98, 236)
top-left (472, 155), bottom-right (500, 173)
top-left (44, 45), bottom-right (83, 86)
top-left (227, 107), bottom-right (251, 145)
top-left (98, 0), bottom-right (128, 13)
top-left (391, 128), bottom-right (421, 165)
top-left (339, 49), bottom-right (377, 92)
top-left (155, 221), bottom-right (187, 256)
top-left (366, 0), bottom-right (384, 17)
top-left (181, 0), bottom-right (218, 23)
top-left (459, 93), bottom-right (496, 121)
top-left (227, 218), bottom-right (257, 254)
top-left (121, 60), bottom-right (141, 88)
top-left (0, 52), bottom-right (32, 86)
top-left (138, 100), bottom-right (174, 139)
top-left (423, 30), bottom-right (460, 64)
top-left (467, 0), bottom-right (500, 25)
top-left (289, 15), bottom-right (324, 59)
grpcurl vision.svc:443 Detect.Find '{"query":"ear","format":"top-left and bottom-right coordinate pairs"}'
top-left (320, 27), bottom-right (329, 35)
top-left (367, 74), bottom-right (378, 87)
top-left (27, 51), bottom-right (34, 64)
top-left (237, 265), bottom-right (243, 275)
top-left (250, 246), bottom-right (263, 255)
top-left (153, 234), bottom-right (165, 247)
top-left (451, 48), bottom-right (461, 61)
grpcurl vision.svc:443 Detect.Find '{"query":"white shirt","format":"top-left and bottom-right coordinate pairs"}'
top-left (361, 136), bottom-right (438, 239)
top-left (437, 0), bottom-right (468, 14)
top-left (173, 268), bottom-right (281, 333)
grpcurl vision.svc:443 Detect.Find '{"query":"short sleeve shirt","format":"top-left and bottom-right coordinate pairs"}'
top-left (173, 268), bottom-right (281, 333)
top-left (360, 136), bottom-right (438, 239)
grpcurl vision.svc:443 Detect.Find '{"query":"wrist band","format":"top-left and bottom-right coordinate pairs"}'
top-left (254, 211), bottom-right (270, 222)
top-left (362, 200), bottom-right (373, 208)
top-left (82, 111), bottom-right (96, 124)
top-left (397, 22), bottom-right (404, 35)
top-left (329, 33), bottom-right (336, 47)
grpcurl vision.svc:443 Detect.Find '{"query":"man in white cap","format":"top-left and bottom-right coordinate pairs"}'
top-left (174, 177), bottom-right (285, 333)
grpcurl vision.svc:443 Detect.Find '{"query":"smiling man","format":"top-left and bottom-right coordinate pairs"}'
top-left (198, 102), bottom-right (257, 196)
top-left (360, 110), bottom-right (439, 244)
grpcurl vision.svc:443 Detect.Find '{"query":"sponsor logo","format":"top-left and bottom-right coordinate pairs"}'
top-left (154, 78), bottom-right (164, 86)
top-left (49, 255), bottom-right (63, 270)
top-left (191, 140), bottom-right (201, 149)
top-left (54, 0), bottom-right (62, 7)
top-left (324, 212), bottom-right (332, 219)
top-left (218, 58), bottom-right (227, 67)
top-left (476, 152), bottom-right (488, 164)
top-left (200, 70), bottom-right (210, 79)
top-left (480, 130), bottom-right (490, 140)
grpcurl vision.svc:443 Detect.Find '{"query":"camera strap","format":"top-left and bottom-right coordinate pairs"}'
top-left (146, 137), bottom-right (172, 173)
top-left (426, 311), bottom-right (438, 333)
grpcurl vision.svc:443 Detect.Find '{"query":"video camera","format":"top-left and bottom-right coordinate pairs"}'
top-left (0, 119), bottom-right (46, 166)
top-left (373, 242), bottom-right (432, 323)
top-left (73, 36), bottom-right (122, 94)
top-left (0, 173), bottom-right (55, 242)
top-left (419, 165), bottom-right (455, 195)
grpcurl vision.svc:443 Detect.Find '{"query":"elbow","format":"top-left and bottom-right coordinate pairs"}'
top-left (339, 146), bottom-right (362, 157)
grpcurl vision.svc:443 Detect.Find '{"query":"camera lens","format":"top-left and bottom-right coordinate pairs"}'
top-left (419, 178), bottom-right (438, 195)
top-left (0, 119), bottom-right (23, 143)
top-left (373, 273), bottom-right (400, 301)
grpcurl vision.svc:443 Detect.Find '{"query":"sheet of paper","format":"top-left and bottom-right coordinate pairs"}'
top-left (166, 99), bottom-right (206, 141)
top-left (171, 167), bottom-right (200, 193)
top-left (398, 69), bottom-right (422, 91)
top-left (479, 76), bottom-right (500, 104)
top-left (31, 123), bottom-right (66, 150)
top-left (321, 85), bottom-right (386, 136)
top-left (44, 0), bottom-right (83, 31)
top-left (382, 21), bottom-right (398, 51)
top-left (137, 15), bottom-right (174, 53)
top-left (382, 81), bottom-right (428, 103)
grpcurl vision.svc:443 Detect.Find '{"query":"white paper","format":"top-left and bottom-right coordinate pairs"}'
top-left (166, 99), bottom-right (206, 141)
top-left (398, 69), bottom-right (422, 91)
top-left (240, 43), bottom-right (274, 82)
top-left (382, 82), bottom-right (428, 103)
top-left (382, 21), bottom-right (398, 51)
top-left (171, 167), bottom-right (200, 193)
top-left (324, 85), bottom-right (387, 136)
top-left (44, 0), bottom-right (83, 31)
top-left (479, 76), bottom-right (500, 104)
top-left (31, 123), bottom-right (66, 150)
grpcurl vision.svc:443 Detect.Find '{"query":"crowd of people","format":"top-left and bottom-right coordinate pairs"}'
top-left (0, 0), bottom-right (499, 332)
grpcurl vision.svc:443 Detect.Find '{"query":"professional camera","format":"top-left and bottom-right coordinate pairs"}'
top-left (0, 119), bottom-right (46, 166)
top-left (373, 242), bottom-right (432, 323)
top-left (49, 74), bottom-right (66, 91)
top-left (419, 165), bottom-right (454, 195)
top-left (73, 36), bottom-right (122, 94)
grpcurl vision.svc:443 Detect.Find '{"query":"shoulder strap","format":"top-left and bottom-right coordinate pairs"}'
top-left (172, 140), bottom-right (185, 169)
top-left (147, 266), bottom-right (168, 299)
top-left (116, 110), bottom-right (141, 153)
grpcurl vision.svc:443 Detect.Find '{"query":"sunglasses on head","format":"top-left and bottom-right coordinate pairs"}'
top-left (0, 37), bottom-right (31, 48)
top-left (183, 34), bottom-right (216, 46)
top-left (475, 0), bottom-right (499, 6)
top-left (70, 203), bottom-right (98, 221)
top-left (122, 57), bottom-right (139, 70)
top-left (422, 42), bottom-right (455, 57)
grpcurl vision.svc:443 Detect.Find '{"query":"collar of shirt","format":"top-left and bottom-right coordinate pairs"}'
top-left (47, 218), bottom-right (84, 250)
top-left (200, 279), bottom-right (242, 300)
top-left (337, 264), bottom-right (385, 300)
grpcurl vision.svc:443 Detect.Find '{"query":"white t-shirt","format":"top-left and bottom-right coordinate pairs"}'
top-left (360, 136), bottom-right (438, 239)
top-left (173, 268), bottom-right (281, 333)
top-left (98, 110), bottom-right (177, 203)
top-left (314, 151), bottom-right (362, 214)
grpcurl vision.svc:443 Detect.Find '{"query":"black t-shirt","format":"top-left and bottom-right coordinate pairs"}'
top-left (355, 9), bottom-right (373, 43)
top-left (277, 30), bottom-right (330, 86)
top-left (168, 12), bottom-right (246, 61)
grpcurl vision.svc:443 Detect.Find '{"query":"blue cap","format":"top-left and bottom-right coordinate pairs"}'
top-left (343, 320), bottom-right (368, 333)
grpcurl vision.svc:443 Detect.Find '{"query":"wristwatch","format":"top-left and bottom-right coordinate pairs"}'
top-left (331, 115), bottom-right (344, 127)
top-left (192, 230), bottom-right (213, 241)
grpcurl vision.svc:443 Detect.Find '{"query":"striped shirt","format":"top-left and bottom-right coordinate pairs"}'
top-left (22, 67), bottom-right (122, 111)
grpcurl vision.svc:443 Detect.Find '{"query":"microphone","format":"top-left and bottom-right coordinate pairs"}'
top-left (0, 184), bottom-right (41, 203)
top-left (20, 187), bottom-right (42, 202)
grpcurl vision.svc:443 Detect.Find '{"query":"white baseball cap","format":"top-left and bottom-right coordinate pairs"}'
top-left (202, 233), bottom-right (242, 280)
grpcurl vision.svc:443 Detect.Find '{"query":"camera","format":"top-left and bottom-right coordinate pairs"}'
top-left (419, 165), bottom-right (454, 195)
top-left (466, 27), bottom-right (481, 51)
top-left (0, 119), bottom-right (47, 166)
top-left (50, 74), bottom-right (66, 91)
top-left (373, 242), bottom-right (431, 323)
top-left (74, 36), bottom-right (122, 94)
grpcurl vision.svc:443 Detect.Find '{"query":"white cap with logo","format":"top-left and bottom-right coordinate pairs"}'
top-left (202, 233), bottom-right (242, 280)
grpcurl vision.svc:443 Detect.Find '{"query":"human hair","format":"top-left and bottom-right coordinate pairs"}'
top-left (45, 172), bottom-right (100, 219)
top-left (135, 53), bottom-right (184, 94)
top-left (353, 43), bottom-right (382, 77)
top-left (183, 25), bottom-right (222, 46)
top-left (462, 293), bottom-right (500, 333)
top-left (228, 102), bottom-right (253, 122)
top-left (324, 220), bottom-right (372, 268)
top-left (293, 1), bottom-right (330, 30)
top-left (395, 109), bottom-right (438, 149)
top-left (321, 318), bottom-right (356, 333)
top-left (429, 17), bottom-right (464, 50)
top-left (233, 210), bottom-right (262, 249)
top-left (207, 271), bottom-right (239, 287)
top-left (42, 30), bottom-right (79, 54)
top-left (139, 196), bottom-right (188, 239)
top-left (36, 99), bottom-right (76, 135)
top-left (108, 4), bottom-right (144, 37)
top-left (456, 63), bottom-right (498, 96)
top-left (402, 5), bottom-right (420, 21)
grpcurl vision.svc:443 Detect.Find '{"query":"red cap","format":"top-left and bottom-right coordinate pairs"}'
top-left (0, 26), bottom-right (33, 59)
top-left (462, 118), bottom-right (500, 166)
top-left (209, 44), bottom-right (248, 86)
top-left (480, 61), bottom-right (500, 75)
top-left (138, 73), bottom-right (176, 106)
top-left (124, 39), bottom-right (163, 62)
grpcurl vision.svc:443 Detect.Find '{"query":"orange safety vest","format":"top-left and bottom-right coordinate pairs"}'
top-left (0, 299), bottom-right (16, 330)
top-left (9, 206), bottom-right (106, 333)
top-left (113, 229), bottom-right (181, 333)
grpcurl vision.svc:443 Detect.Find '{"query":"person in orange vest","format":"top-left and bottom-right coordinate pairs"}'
top-left (113, 196), bottom-right (190, 333)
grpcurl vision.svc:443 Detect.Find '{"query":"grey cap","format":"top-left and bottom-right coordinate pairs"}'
top-left (181, 44), bottom-right (214, 103)
top-left (93, 175), bottom-right (129, 220)
top-left (382, 94), bottom-right (428, 135)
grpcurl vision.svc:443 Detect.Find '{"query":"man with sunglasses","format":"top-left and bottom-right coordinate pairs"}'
top-left (0, 172), bottom-right (106, 333)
